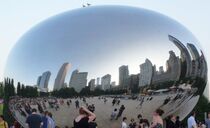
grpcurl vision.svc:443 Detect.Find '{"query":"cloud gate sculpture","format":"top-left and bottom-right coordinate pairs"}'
top-left (5, 5), bottom-right (207, 127)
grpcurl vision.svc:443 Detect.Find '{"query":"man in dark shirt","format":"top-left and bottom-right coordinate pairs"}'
top-left (26, 108), bottom-right (43, 128)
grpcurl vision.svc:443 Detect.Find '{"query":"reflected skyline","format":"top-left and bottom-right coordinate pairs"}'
top-left (4, 6), bottom-right (205, 91)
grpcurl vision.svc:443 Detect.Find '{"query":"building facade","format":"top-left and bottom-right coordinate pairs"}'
top-left (54, 62), bottom-right (71, 90)
top-left (69, 69), bottom-right (88, 92)
top-left (101, 74), bottom-right (111, 90)
top-left (139, 59), bottom-right (153, 87)
top-left (119, 65), bottom-right (129, 88)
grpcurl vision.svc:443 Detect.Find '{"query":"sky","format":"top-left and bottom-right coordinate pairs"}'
top-left (0, 0), bottom-right (209, 96)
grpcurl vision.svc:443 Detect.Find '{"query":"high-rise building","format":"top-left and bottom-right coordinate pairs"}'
top-left (152, 51), bottom-right (181, 84)
top-left (101, 74), bottom-right (111, 90)
top-left (119, 65), bottom-right (129, 88)
top-left (54, 62), bottom-right (71, 90)
top-left (37, 76), bottom-right (42, 87)
top-left (69, 69), bottom-right (88, 92)
top-left (96, 77), bottom-right (100, 86)
top-left (139, 59), bottom-right (153, 87)
top-left (39, 71), bottom-right (51, 89)
top-left (88, 79), bottom-right (95, 91)
top-left (169, 35), bottom-right (192, 78)
top-left (187, 43), bottom-right (200, 77)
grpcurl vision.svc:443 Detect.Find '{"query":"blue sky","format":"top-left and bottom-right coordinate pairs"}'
top-left (0, 0), bottom-right (209, 95)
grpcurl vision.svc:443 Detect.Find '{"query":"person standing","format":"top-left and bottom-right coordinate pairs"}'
top-left (47, 112), bottom-right (55, 128)
top-left (187, 111), bottom-right (197, 128)
top-left (0, 115), bottom-right (8, 128)
top-left (26, 108), bottom-right (43, 128)
top-left (41, 111), bottom-right (48, 128)
top-left (121, 117), bottom-right (128, 128)
top-left (73, 106), bottom-right (96, 128)
top-left (150, 109), bottom-right (164, 128)
top-left (205, 112), bottom-right (210, 128)
top-left (166, 115), bottom-right (176, 128)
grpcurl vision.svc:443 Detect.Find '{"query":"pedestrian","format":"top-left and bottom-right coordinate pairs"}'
top-left (121, 117), bottom-right (128, 128)
top-left (129, 118), bottom-right (136, 128)
top-left (41, 111), bottom-right (48, 128)
top-left (166, 115), bottom-right (176, 128)
top-left (110, 108), bottom-right (118, 120)
top-left (116, 105), bottom-right (125, 120)
top-left (47, 112), bottom-right (55, 128)
top-left (26, 108), bottom-right (43, 128)
top-left (205, 112), bottom-right (210, 128)
top-left (73, 106), bottom-right (96, 128)
top-left (150, 109), bottom-right (164, 128)
top-left (187, 111), bottom-right (197, 128)
top-left (0, 115), bottom-right (8, 128)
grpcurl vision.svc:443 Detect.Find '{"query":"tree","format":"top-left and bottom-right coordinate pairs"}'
top-left (17, 82), bottom-right (21, 96)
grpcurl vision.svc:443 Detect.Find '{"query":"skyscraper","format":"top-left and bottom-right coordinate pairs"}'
top-left (187, 43), bottom-right (200, 77)
top-left (69, 69), bottom-right (88, 92)
top-left (169, 35), bottom-right (192, 78)
top-left (54, 62), bottom-right (71, 90)
top-left (37, 76), bottom-right (42, 87)
top-left (96, 77), bottom-right (100, 86)
top-left (119, 65), bottom-right (129, 88)
top-left (88, 79), bottom-right (95, 91)
top-left (101, 74), bottom-right (111, 90)
top-left (139, 59), bottom-right (153, 87)
top-left (39, 71), bottom-right (51, 89)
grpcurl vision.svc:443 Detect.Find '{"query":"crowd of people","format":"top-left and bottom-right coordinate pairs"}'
top-left (3, 95), bottom-right (210, 128)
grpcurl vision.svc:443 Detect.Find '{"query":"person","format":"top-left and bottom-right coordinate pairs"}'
top-left (47, 112), bottom-right (55, 128)
top-left (73, 106), bottom-right (96, 128)
top-left (137, 114), bottom-right (143, 122)
top-left (75, 100), bottom-right (79, 109)
top-left (13, 120), bottom-right (21, 128)
top-left (129, 118), bottom-right (136, 128)
top-left (187, 111), bottom-right (197, 128)
top-left (41, 111), bottom-right (48, 128)
top-left (26, 108), bottom-right (43, 128)
top-left (205, 112), bottom-right (210, 128)
top-left (150, 109), bottom-right (164, 128)
top-left (166, 115), bottom-right (176, 128)
top-left (175, 116), bottom-right (182, 128)
top-left (116, 105), bottom-right (125, 120)
top-left (110, 108), bottom-right (118, 120)
top-left (121, 117), bottom-right (128, 128)
top-left (0, 115), bottom-right (8, 128)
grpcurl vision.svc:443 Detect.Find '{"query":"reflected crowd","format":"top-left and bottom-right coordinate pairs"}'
top-left (5, 91), bottom-right (209, 128)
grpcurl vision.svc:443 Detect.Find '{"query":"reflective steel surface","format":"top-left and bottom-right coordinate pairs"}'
top-left (4, 5), bottom-right (207, 126)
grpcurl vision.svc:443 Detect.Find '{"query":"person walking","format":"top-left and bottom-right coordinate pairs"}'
top-left (116, 105), bottom-right (125, 120)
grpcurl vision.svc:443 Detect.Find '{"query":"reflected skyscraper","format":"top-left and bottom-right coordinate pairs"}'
top-left (37, 76), bottom-right (42, 87)
top-left (139, 59), bottom-right (153, 87)
top-left (119, 65), bottom-right (129, 88)
top-left (88, 79), bottom-right (95, 91)
top-left (152, 51), bottom-right (181, 84)
top-left (54, 62), bottom-right (71, 90)
top-left (38, 71), bottom-right (51, 92)
top-left (101, 74), bottom-right (111, 90)
top-left (69, 69), bottom-right (88, 92)
top-left (169, 35), bottom-right (192, 78)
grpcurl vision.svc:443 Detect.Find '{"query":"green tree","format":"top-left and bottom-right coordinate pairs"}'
top-left (17, 82), bottom-right (21, 96)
